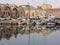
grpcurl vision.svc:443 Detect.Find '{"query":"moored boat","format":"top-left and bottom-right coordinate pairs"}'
top-left (18, 21), bottom-right (26, 25)
top-left (36, 21), bottom-right (42, 25)
top-left (46, 21), bottom-right (55, 28)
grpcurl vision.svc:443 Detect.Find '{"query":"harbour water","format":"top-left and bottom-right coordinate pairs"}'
top-left (0, 25), bottom-right (60, 45)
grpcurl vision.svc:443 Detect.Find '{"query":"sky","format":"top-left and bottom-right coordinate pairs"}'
top-left (0, 0), bottom-right (60, 8)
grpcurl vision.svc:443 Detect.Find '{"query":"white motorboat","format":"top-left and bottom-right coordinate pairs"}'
top-left (46, 22), bottom-right (55, 28)
top-left (0, 18), bottom-right (5, 20)
top-left (18, 21), bottom-right (26, 25)
top-left (36, 21), bottom-right (42, 25)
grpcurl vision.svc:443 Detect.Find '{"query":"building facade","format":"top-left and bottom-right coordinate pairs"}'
top-left (0, 4), bottom-right (60, 19)
top-left (0, 6), bottom-right (3, 17)
top-left (46, 8), bottom-right (60, 17)
top-left (0, 4), bottom-right (38, 19)
top-left (18, 5), bottom-right (38, 19)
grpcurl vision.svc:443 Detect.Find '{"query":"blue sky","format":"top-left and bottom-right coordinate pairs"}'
top-left (0, 0), bottom-right (60, 8)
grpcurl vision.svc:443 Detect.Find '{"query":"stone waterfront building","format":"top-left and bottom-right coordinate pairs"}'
top-left (18, 5), bottom-right (38, 19)
top-left (46, 8), bottom-right (60, 17)
top-left (0, 4), bottom-right (38, 19)
top-left (37, 4), bottom-right (52, 17)
top-left (0, 6), bottom-right (3, 17)
top-left (39, 4), bottom-right (60, 17)
top-left (0, 4), bottom-right (12, 18)
top-left (0, 4), bottom-right (60, 19)
top-left (0, 4), bottom-right (19, 18)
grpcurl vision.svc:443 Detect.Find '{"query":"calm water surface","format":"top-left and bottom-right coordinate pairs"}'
top-left (0, 25), bottom-right (60, 45)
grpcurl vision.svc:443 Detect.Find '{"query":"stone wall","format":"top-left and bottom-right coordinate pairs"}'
top-left (0, 4), bottom-right (38, 19)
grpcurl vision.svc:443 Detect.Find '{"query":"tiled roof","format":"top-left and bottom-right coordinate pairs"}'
top-left (47, 8), bottom-right (60, 10)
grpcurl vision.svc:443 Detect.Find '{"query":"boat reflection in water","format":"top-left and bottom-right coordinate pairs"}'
top-left (0, 25), bottom-right (60, 45)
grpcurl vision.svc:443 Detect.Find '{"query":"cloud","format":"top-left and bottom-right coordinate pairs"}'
top-left (0, 0), bottom-right (60, 8)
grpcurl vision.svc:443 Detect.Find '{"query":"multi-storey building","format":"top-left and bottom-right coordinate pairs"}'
top-left (0, 4), bottom-right (38, 19)
top-left (18, 5), bottom-right (38, 19)
top-left (0, 4), bottom-right (60, 19)
top-left (46, 8), bottom-right (60, 17)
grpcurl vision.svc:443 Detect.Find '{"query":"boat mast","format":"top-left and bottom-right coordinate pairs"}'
top-left (27, 2), bottom-right (30, 19)
top-left (41, 0), bottom-right (47, 17)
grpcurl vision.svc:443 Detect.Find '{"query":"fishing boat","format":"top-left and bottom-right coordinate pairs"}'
top-left (54, 16), bottom-right (60, 27)
top-left (0, 25), bottom-right (4, 29)
top-left (31, 21), bottom-right (36, 26)
top-left (35, 18), bottom-right (42, 25)
top-left (46, 21), bottom-right (55, 28)
top-left (18, 21), bottom-right (26, 25)
top-left (36, 21), bottom-right (42, 25)
top-left (27, 18), bottom-right (36, 25)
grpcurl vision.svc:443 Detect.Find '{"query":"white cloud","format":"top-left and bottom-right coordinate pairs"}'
top-left (0, 0), bottom-right (60, 8)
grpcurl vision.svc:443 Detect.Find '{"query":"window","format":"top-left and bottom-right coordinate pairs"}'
top-left (4, 12), bottom-right (5, 15)
top-left (21, 12), bottom-right (23, 14)
top-left (0, 8), bottom-right (1, 10)
top-left (32, 13), bottom-right (34, 17)
top-left (8, 12), bottom-right (10, 15)
top-left (27, 13), bottom-right (28, 16)
top-left (6, 12), bottom-right (7, 15)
